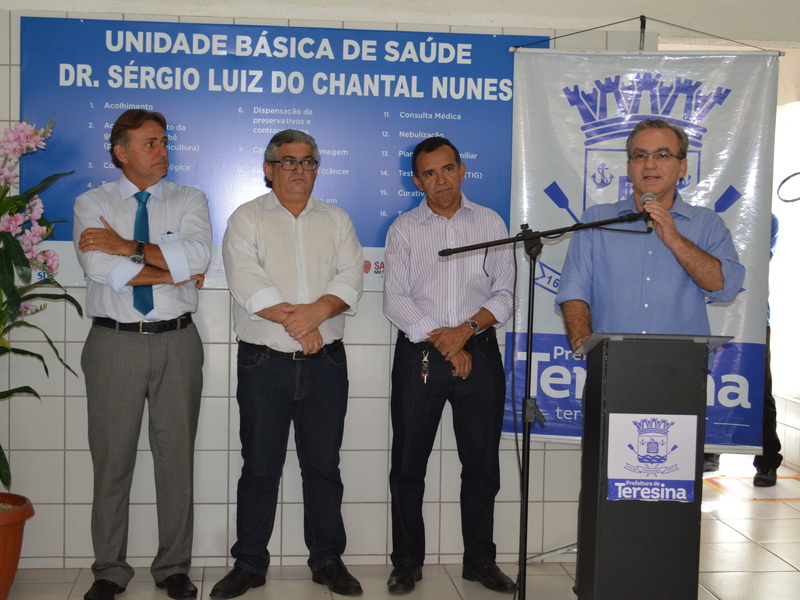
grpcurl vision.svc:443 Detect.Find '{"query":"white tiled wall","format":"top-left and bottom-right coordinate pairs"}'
top-left (2, 277), bottom-right (582, 568)
top-left (778, 395), bottom-right (800, 472)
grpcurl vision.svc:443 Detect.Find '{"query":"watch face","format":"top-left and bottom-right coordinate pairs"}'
top-left (130, 242), bottom-right (145, 264)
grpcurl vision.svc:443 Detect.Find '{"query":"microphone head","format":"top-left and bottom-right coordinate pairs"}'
top-left (641, 192), bottom-right (657, 205)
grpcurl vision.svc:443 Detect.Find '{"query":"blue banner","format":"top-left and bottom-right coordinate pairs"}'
top-left (503, 332), bottom-right (765, 449)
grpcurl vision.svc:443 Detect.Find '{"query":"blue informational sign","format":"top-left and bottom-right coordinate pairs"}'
top-left (20, 17), bottom-right (546, 253)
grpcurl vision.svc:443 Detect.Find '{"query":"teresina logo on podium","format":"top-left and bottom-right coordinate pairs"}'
top-left (606, 413), bottom-right (697, 502)
top-left (627, 417), bottom-right (678, 475)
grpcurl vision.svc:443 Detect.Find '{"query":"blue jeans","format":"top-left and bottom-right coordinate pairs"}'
top-left (231, 341), bottom-right (349, 574)
top-left (389, 329), bottom-right (505, 567)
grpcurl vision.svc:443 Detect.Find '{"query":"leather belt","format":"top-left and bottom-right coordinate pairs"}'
top-left (399, 326), bottom-right (496, 350)
top-left (93, 313), bottom-right (193, 334)
top-left (239, 339), bottom-right (343, 360)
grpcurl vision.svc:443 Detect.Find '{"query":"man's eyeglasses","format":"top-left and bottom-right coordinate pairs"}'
top-left (269, 158), bottom-right (319, 171)
top-left (628, 151), bottom-right (682, 164)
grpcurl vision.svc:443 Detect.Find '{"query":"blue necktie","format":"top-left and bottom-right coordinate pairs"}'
top-left (132, 191), bottom-right (154, 315)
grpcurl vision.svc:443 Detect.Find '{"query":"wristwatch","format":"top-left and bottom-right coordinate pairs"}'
top-left (466, 319), bottom-right (479, 335)
top-left (129, 241), bottom-right (145, 265)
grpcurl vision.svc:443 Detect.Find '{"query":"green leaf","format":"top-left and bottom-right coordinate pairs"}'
top-left (6, 345), bottom-right (48, 376)
top-left (19, 291), bottom-right (83, 318)
top-left (0, 230), bottom-right (33, 284)
top-left (0, 249), bottom-right (24, 324)
top-left (14, 278), bottom-right (83, 321)
top-left (7, 321), bottom-right (77, 376)
top-left (1, 446), bottom-right (10, 490)
top-left (0, 385), bottom-right (40, 400)
top-left (14, 171), bottom-right (75, 204)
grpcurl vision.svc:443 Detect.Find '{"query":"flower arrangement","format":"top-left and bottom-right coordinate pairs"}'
top-left (0, 120), bottom-right (81, 490)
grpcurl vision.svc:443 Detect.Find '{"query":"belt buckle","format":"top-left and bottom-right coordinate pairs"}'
top-left (139, 320), bottom-right (156, 334)
top-left (291, 351), bottom-right (307, 360)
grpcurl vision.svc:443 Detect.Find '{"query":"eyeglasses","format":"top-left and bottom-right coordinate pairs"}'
top-left (628, 151), bottom-right (682, 164)
top-left (269, 158), bottom-right (319, 171)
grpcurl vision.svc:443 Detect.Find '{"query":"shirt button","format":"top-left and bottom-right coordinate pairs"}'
top-left (644, 304), bottom-right (649, 308)
top-left (648, 251), bottom-right (653, 255)
top-left (646, 277), bottom-right (651, 281)
top-left (642, 330), bottom-right (647, 334)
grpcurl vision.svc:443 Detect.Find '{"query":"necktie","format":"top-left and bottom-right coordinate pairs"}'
top-left (132, 191), bottom-right (154, 315)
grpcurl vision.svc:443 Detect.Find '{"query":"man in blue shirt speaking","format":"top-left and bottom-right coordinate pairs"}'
top-left (556, 119), bottom-right (745, 350)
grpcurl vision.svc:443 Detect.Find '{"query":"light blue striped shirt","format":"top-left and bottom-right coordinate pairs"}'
top-left (383, 194), bottom-right (515, 342)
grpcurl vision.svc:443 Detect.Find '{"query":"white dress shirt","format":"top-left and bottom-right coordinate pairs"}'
top-left (222, 191), bottom-right (364, 351)
top-left (383, 194), bottom-right (514, 342)
top-left (73, 175), bottom-right (212, 321)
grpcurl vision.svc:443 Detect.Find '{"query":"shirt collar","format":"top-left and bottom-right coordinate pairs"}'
top-left (617, 191), bottom-right (690, 219)
top-left (262, 190), bottom-right (327, 215)
top-left (416, 192), bottom-right (475, 225)
top-left (118, 174), bottom-right (164, 202)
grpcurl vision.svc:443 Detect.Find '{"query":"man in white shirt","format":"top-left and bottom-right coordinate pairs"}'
top-left (74, 109), bottom-right (211, 600)
top-left (383, 136), bottom-right (516, 594)
top-left (212, 129), bottom-right (364, 599)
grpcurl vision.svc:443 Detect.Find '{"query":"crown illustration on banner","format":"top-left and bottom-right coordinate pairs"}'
top-left (563, 72), bottom-right (731, 149)
top-left (632, 417), bottom-right (675, 436)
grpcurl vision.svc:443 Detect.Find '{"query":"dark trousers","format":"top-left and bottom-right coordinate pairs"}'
top-left (389, 329), bottom-right (505, 567)
top-left (755, 326), bottom-right (783, 470)
top-left (231, 341), bottom-right (349, 574)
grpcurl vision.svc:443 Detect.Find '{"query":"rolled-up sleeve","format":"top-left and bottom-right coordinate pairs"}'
top-left (223, 202), bottom-right (288, 317)
top-left (73, 192), bottom-right (144, 292)
top-left (482, 217), bottom-right (515, 326)
top-left (701, 212), bottom-right (745, 303)
top-left (161, 189), bottom-right (211, 283)
top-left (325, 212), bottom-right (364, 315)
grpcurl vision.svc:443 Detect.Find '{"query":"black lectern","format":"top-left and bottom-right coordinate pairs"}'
top-left (574, 333), bottom-right (730, 600)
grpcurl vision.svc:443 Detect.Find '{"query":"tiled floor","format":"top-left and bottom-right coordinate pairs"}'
top-left (7, 454), bottom-right (800, 600)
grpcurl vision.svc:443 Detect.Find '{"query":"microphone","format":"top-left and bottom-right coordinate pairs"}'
top-left (641, 193), bottom-right (656, 233)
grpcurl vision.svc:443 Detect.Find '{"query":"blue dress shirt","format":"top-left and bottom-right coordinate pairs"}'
top-left (555, 193), bottom-right (745, 336)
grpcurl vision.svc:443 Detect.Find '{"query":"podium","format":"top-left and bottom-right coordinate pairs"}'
top-left (574, 333), bottom-right (730, 600)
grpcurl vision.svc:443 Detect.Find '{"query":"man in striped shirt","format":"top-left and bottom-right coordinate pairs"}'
top-left (383, 136), bottom-right (516, 594)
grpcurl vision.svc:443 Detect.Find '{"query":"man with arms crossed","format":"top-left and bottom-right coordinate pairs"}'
top-left (212, 129), bottom-right (364, 599)
top-left (383, 136), bottom-right (515, 594)
top-left (74, 109), bottom-right (211, 600)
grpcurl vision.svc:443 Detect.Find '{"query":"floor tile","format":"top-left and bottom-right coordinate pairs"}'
top-left (8, 583), bottom-right (77, 600)
top-left (699, 572), bottom-right (800, 600)
top-left (723, 518), bottom-right (800, 543)
top-left (700, 518), bottom-right (753, 543)
top-left (699, 542), bottom-right (795, 572)
top-left (761, 542), bottom-right (800, 569)
top-left (10, 569), bottom-right (79, 584)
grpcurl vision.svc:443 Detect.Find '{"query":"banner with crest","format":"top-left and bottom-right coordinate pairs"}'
top-left (503, 51), bottom-right (779, 451)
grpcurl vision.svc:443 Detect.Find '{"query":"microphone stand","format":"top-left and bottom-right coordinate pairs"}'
top-left (439, 209), bottom-right (649, 600)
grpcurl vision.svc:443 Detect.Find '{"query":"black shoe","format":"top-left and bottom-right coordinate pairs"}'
top-left (703, 453), bottom-right (720, 473)
top-left (754, 467), bottom-right (778, 487)
top-left (84, 580), bottom-right (125, 600)
top-left (312, 558), bottom-right (363, 595)
top-left (387, 565), bottom-right (422, 593)
top-left (209, 567), bottom-right (266, 600)
top-left (156, 573), bottom-right (197, 599)
top-left (462, 564), bottom-right (517, 593)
